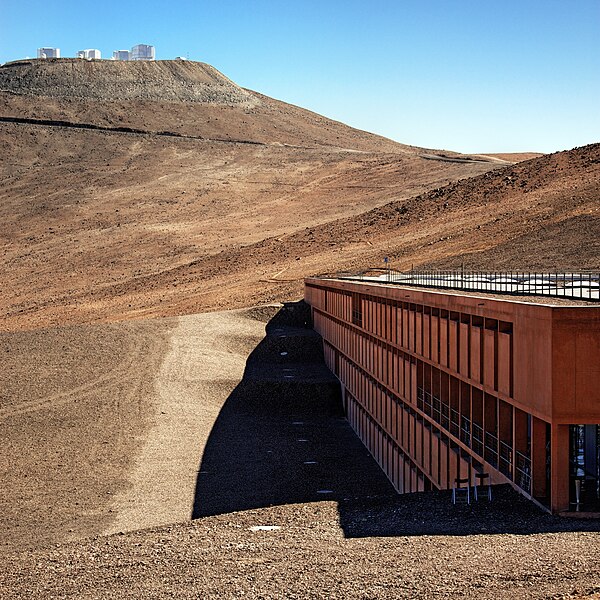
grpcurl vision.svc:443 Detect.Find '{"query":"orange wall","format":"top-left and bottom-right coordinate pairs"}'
top-left (552, 309), bottom-right (600, 422)
top-left (305, 278), bottom-right (600, 512)
top-left (511, 305), bottom-right (554, 420)
top-left (306, 277), bottom-right (600, 423)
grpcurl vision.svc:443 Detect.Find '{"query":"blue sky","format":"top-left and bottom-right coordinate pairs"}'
top-left (1, 0), bottom-right (599, 153)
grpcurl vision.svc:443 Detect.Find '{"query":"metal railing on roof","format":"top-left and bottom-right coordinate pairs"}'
top-left (325, 268), bottom-right (600, 302)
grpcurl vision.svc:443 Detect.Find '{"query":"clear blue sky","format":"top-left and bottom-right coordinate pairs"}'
top-left (1, 0), bottom-right (599, 153)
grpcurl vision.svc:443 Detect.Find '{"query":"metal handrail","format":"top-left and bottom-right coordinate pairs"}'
top-left (460, 416), bottom-right (471, 447)
top-left (515, 450), bottom-right (532, 493)
top-left (484, 432), bottom-right (498, 467)
top-left (450, 408), bottom-right (460, 437)
top-left (472, 423), bottom-right (484, 457)
top-left (322, 269), bottom-right (600, 302)
top-left (499, 440), bottom-right (513, 476)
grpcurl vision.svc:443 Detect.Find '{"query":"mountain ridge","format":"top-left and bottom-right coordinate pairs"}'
top-left (0, 59), bottom-right (518, 157)
top-left (3, 59), bottom-right (592, 332)
top-left (0, 58), bottom-right (257, 105)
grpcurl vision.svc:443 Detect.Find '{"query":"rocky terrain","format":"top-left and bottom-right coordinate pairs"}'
top-left (2, 495), bottom-right (600, 599)
top-left (0, 59), bottom-right (523, 331)
top-left (0, 58), bottom-right (257, 105)
top-left (1, 59), bottom-right (599, 598)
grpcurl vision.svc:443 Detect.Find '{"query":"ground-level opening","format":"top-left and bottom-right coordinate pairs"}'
top-left (570, 424), bottom-right (600, 512)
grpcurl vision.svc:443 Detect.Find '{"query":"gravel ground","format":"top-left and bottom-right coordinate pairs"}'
top-left (2, 303), bottom-right (600, 598)
top-left (1, 495), bottom-right (600, 599)
top-left (0, 318), bottom-right (174, 552)
top-left (0, 308), bottom-right (276, 553)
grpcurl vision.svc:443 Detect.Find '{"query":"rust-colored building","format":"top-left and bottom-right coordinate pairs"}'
top-left (305, 277), bottom-right (600, 513)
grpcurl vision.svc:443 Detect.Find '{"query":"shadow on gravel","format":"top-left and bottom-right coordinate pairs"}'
top-left (338, 485), bottom-right (600, 537)
top-left (193, 301), bottom-right (600, 538)
top-left (192, 301), bottom-right (396, 528)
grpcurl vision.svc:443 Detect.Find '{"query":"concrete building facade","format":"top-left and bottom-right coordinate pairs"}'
top-left (131, 44), bottom-right (155, 61)
top-left (305, 277), bottom-right (600, 514)
top-left (37, 47), bottom-right (60, 59)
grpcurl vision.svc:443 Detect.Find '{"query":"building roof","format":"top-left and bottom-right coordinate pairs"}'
top-left (314, 276), bottom-right (600, 308)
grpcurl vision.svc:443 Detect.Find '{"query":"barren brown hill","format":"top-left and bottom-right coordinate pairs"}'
top-left (0, 59), bottom-right (512, 331)
top-left (66, 141), bottom-right (594, 322)
top-left (114, 141), bottom-right (599, 317)
top-left (2, 59), bottom-right (600, 599)
top-left (0, 58), bottom-right (424, 151)
top-left (244, 141), bottom-right (600, 273)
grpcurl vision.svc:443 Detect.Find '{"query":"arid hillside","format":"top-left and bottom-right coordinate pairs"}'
top-left (1, 59), bottom-right (600, 599)
top-left (0, 60), bottom-right (597, 334)
top-left (252, 141), bottom-right (600, 273)
top-left (0, 58), bottom-right (428, 151)
top-left (104, 141), bottom-right (598, 320)
top-left (0, 58), bottom-right (517, 331)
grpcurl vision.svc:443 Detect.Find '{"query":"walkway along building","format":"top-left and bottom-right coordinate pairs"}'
top-left (304, 277), bottom-right (600, 513)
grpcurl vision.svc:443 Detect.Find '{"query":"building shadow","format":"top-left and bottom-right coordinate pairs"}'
top-left (338, 485), bottom-right (600, 537)
top-left (192, 302), bottom-right (600, 538)
top-left (192, 301), bottom-right (396, 521)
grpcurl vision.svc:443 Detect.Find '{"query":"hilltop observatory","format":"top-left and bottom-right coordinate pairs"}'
top-left (37, 47), bottom-right (60, 59)
top-left (77, 49), bottom-right (101, 60)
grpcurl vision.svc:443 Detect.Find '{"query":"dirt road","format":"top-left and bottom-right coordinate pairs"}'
top-left (105, 309), bottom-right (268, 534)
top-left (0, 308), bottom-right (268, 551)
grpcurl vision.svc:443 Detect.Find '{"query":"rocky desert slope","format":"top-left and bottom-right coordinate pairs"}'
top-left (0, 59), bottom-right (256, 105)
top-left (1, 59), bottom-right (599, 599)
top-left (1, 60), bottom-right (595, 333)
top-left (0, 58), bottom-right (527, 331)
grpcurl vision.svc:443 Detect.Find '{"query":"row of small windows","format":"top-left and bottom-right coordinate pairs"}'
top-left (309, 285), bottom-right (514, 398)
top-left (323, 334), bottom-right (533, 495)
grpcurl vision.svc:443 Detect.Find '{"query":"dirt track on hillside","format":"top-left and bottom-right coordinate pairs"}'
top-left (105, 309), bottom-right (269, 535)
top-left (0, 309), bottom-right (274, 552)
